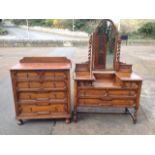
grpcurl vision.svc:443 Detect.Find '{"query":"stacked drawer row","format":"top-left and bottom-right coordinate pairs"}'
top-left (11, 70), bottom-right (70, 118)
top-left (77, 81), bottom-right (140, 108)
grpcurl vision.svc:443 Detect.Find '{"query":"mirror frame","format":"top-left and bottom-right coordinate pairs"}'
top-left (88, 19), bottom-right (121, 72)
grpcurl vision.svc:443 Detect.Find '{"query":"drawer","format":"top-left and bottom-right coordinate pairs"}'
top-left (78, 98), bottom-right (135, 106)
top-left (123, 82), bottom-right (138, 88)
top-left (79, 89), bottom-right (107, 96)
top-left (16, 71), bottom-right (67, 81)
top-left (78, 89), bottom-right (137, 98)
top-left (108, 90), bottom-right (136, 96)
top-left (18, 92), bottom-right (66, 100)
top-left (44, 71), bottom-right (66, 78)
top-left (17, 81), bottom-right (66, 89)
top-left (17, 82), bottom-right (29, 88)
top-left (16, 71), bottom-right (38, 79)
top-left (21, 104), bottom-right (66, 114)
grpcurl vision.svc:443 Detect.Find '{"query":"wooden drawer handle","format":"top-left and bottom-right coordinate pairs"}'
top-left (99, 103), bottom-right (113, 106)
top-left (100, 97), bottom-right (112, 101)
top-left (102, 94), bottom-right (108, 96)
top-left (36, 98), bottom-right (50, 101)
top-left (36, 111), bottom-right (51, 115)
top-left (35, 103), bottom-right (50, 106)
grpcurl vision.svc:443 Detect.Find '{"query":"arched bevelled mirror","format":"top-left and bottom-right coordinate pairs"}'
top-left (91, 19), bottom-right (118, 70)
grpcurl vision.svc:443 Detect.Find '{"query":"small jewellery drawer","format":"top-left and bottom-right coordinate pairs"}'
top-left (21, 104), bottom-right (66, 114)
top-left (123, 81), bottom-right (139, 88)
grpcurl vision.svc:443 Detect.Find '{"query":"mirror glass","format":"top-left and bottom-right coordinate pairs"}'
top-left (96, 20), bottom-right (116, 70)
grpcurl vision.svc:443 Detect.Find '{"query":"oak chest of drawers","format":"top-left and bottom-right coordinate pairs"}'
top-left (10, 57), bottom-right (71, 124)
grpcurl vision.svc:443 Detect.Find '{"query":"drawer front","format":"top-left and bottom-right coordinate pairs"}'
top-left (18, 92), bottom-right (67, 104)
top-left (78, 98), bottom-right (135, 107)
top-left (123, 82), bottom-right (139, 89)
top-left (19, 91), bottom-right (66, 99)
top-left (78, 88), bottom-right (137, 107)
top-left (108, 90), bottom-right (136, 96)
top-left (16, 71), bottom-right (67, 81)
top-left (78, 89), bottom-right (137, 98)
top-left (17, 81), bottom-right (66, 89)
top-left (21, 104), bottom-right (66, 114)
top-left (79, 89), bottom-right (107, 96)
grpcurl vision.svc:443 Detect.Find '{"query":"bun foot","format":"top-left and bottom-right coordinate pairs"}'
top-left (17, 120), bottom-right (24, 125)
top-left (65, 118), bottom-right (71, 124)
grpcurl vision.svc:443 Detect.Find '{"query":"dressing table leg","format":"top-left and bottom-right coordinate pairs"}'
top-left (74, 81), bottom-right (78, 123)
top-left (125, 107), bottom-right (128, 113)
top-left (133, 108), bottom-right (138, 124)
top-left (124, 108), bottom-right (137, 124)
top-left (73, 112), bottom-right (78, 123)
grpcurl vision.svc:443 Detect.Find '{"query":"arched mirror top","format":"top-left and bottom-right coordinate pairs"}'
top-left (94, 19), bottom-right (119, 36)
top-left (89, 19), bottom-right (121, 71)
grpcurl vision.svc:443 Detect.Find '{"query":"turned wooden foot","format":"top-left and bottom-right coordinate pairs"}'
top-left (65, 118), bottom-right (71, 124)
top-left (17, 119), bottom-right (24, 125)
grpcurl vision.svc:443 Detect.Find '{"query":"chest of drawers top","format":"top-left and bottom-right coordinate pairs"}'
top-left (11, 57), bottom-right (71, 71)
